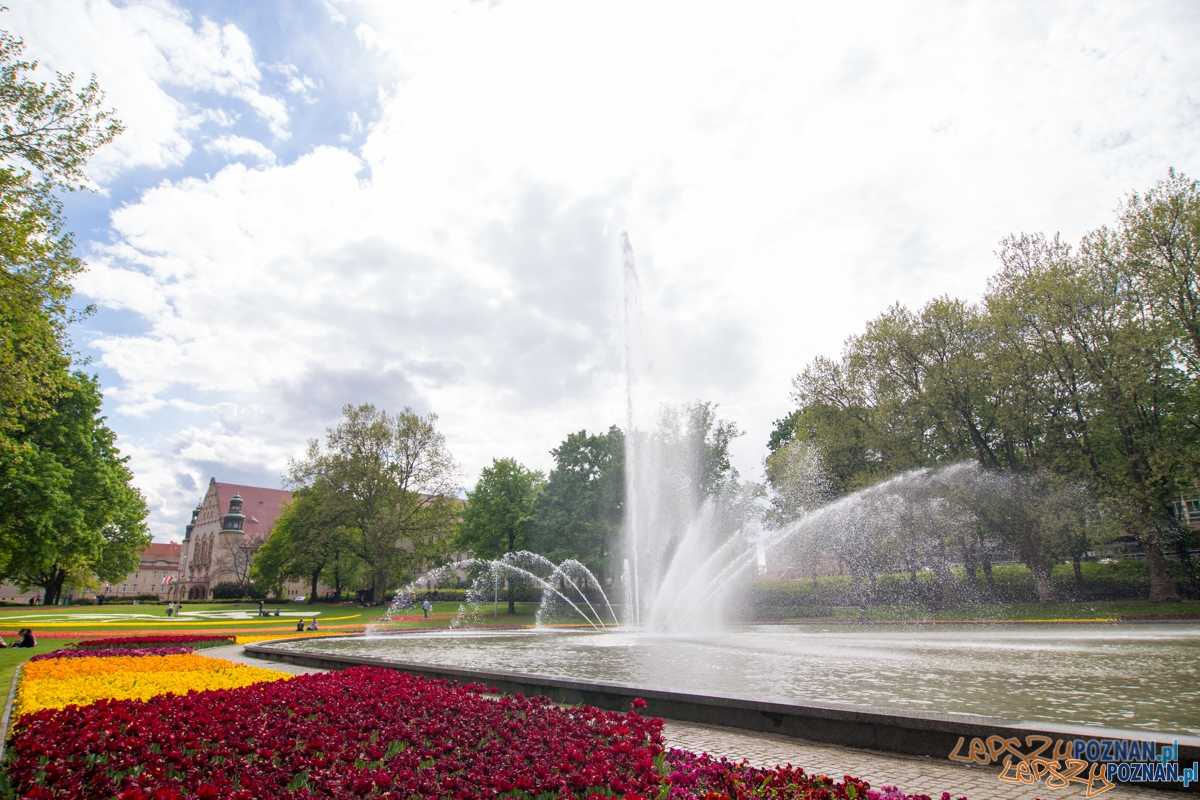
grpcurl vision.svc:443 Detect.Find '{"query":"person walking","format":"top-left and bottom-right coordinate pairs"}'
top-left (422, 598), bottom-right (432, 618)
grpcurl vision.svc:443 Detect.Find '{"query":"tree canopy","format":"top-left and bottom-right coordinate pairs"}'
top-left (0, 373), bottom-right (149, 602)
top-left (526, 427), bottom-right (624, 585)
top-left (280, 404), bottom-right (461, 603)
top-left (775, 172), bottom-right (1200, 602)
top-left (0, 21), bottom-right (143, 598)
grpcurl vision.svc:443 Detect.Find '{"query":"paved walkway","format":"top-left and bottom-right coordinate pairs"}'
top-left (211, 646), bottom-right (1191, 800)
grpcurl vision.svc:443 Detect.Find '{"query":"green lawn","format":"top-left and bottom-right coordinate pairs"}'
top-left (0, 599), bottom-right (542, 637)
top-left (0, 599), bottom-right (545, 699)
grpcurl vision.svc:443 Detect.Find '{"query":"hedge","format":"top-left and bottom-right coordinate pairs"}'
top-left (734, 559), bottom-right (1194, 615)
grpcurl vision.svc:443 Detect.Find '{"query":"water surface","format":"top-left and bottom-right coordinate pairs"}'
top-left (265, 622), bottom-right (1200, 734)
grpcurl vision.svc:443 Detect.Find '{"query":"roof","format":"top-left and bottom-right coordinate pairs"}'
top-left (212, 481), bottom-right (293, 535)
top-left (141, 543), bottom-right (182, 564)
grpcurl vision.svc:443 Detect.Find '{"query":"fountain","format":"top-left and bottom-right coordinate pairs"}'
top-left (250, 235), bottom-right (1200, 779)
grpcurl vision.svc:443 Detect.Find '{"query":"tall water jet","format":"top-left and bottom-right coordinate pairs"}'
top-left (619, 234), bottom-right (763, 631)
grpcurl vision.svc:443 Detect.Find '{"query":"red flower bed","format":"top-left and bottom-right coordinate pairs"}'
top-left (73, 635), bottom-right (233, 650)
top-left (7, 667), bottom-right (664, 799)
top-left (29, 647), bottom-right (195, 662)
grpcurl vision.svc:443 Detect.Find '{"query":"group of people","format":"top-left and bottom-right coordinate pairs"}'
top-left (257, 602), bottom-right (281, 617)
top-left (295, 618), bottom-right (319, 632)
top-left (0, 629), bottom-right (36, 648)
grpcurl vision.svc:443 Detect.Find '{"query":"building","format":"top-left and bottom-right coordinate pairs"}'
top-left (174, 479), bottom-right (293, 601)
top-left (0, 542), bottom-right (182, 604)
top-left (1171, 490), bottom-right (1200, 532)
top-left (105, 542), bottom-right (183, 599)
top-left (173, 478), bottom-right (332, 601)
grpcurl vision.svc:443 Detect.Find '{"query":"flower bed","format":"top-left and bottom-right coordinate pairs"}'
top-left (9, 667), bottom-right (662, 799)
top-left (72, 634), bottom-right (234, 650)
top-left (15, 653), bottom-right (290, 717)
top-left (29, 646), bottom-right (195, 662)
top-left (6, 666), bottom-right (957, 800)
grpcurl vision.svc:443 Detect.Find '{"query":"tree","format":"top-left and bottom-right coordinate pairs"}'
top-left (764, 438), bottom-right (832, 529)
top-left (779, 173), bottom-right (1199, 603)
top-left (0, 373), bottom-right (149, 603)
top-left (214, 530), bottom-right (268, 599)
top-left (454, 458), bottom-right (544, 613)
top-left (0, 22), bottom-right (127, 582)
top-left (0, 25), bottom-right (122, 443)
top-left (287, 404), bottom-right (461, 603)
top-left (253, 483), bottom-right (361, 602)
top-left (987, 230), bottom-right (1191, 601)
top-left (527, 427), bottom-right (624, 585)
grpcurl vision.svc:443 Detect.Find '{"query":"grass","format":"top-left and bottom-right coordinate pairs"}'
top-left (0, 639), bottom-right (74, 703)
top-left (0, 599), bottom-right (545, 702)
top-left (0, 599), bottom-right (543, 638)
top-left (760, 598), bottom-right (1200, 623)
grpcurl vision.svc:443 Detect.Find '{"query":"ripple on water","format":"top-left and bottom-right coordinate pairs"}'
top-left (271, 623), bottom-right (1200, 734)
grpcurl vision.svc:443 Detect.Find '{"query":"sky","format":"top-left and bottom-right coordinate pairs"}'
top-left (7, 0), bottom-right (1200, 543)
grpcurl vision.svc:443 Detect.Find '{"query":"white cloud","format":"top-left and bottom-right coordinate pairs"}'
top-left (5, 0), bottom-right (290, 179)
top-left (205, 134), bottom-right (277, 165)
top-left (42, 0), bottom-right (1200, 539)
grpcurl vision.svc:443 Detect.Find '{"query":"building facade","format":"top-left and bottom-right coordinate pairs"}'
top-left (172, 478), bottom-right (332, 601)
top-left (173, 479), bottom-right (293, 601)
top-left (0, 542), bottom-right (182, 604)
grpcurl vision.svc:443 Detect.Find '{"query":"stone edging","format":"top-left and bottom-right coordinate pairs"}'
top-left (0, 662), bottom-right (22, 762)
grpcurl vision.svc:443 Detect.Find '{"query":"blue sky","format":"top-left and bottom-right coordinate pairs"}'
top-left (7, 1), bottom-right (1200, 541)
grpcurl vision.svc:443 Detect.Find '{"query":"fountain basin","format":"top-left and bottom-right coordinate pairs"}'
top-left (248, 622), bottom-right (1200, 793)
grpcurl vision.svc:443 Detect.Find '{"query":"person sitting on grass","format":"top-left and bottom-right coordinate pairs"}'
top-left (0, 633), bottom-right (7, 648)
top-left (295, 619), bottom-right (304, 632)
top-left (307, 618), bottom-right (319, 631)
top-left (14, 629), bottom-right (35, 648)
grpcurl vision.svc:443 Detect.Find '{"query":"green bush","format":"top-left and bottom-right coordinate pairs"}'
top-left (210, 582), bottom-right (265, 600)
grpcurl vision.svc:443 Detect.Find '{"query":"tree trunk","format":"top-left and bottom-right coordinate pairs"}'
top-left (977, 528), bottom-right (996, 595)
top-left (1029, 559), bottom-right (1057, 604)
top-left (309, 568), bottom-right (321, 604)
top-left (1174, 535), bottom-right (1198, 598)
top-left (931, 540), bottom-right (960, 609)
top-left (1072, 554), bottom-right (1084, 595)
top-left (507, 582), bottom-right (516, 615)
top-left (1144, 540), bottom-right (1179, 602)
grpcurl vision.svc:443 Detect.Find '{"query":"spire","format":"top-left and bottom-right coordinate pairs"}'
top-left (184, 502), bottom-right (201, 542)
top-left (221, 491), bottom-right (246, 533)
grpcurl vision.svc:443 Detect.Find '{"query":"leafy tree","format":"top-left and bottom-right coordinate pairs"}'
top-left (287, 404), bottom-right (460, 603)
top-left (0, 21), bottom-right (129, 584)
top-left (527, 427), bottom-right (624, 584)
top-left (779, 173), bottom-right (1199, 603)
top-left (454, 457), bottom-right (544, 613)
top-left (253, 483), bottom-right (361, 603)
top-left (0, 374), bottom-right (149, 603)
top-left (764, 438), bottom-right (832, 529)
top-left (988, 229), bottom-right (1193, 601)
top-left (0, 25), bottom-right (121, 444)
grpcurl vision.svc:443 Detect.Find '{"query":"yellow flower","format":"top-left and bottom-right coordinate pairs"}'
top-left (15, 654), bottom-right (289, 718)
